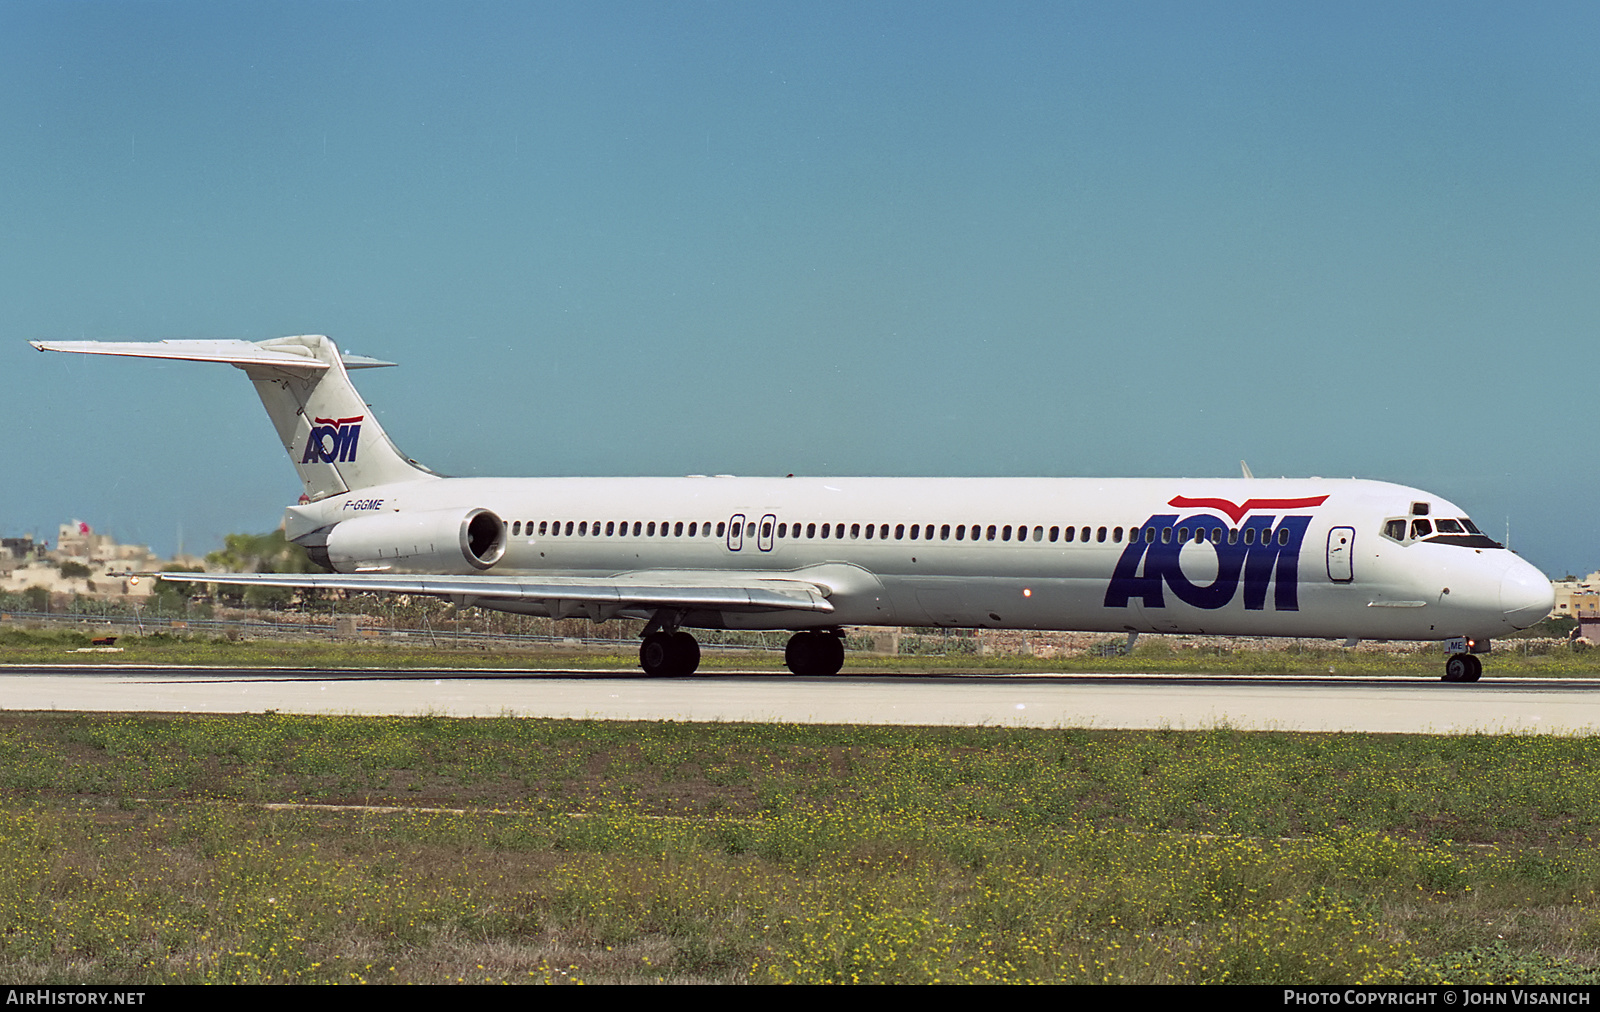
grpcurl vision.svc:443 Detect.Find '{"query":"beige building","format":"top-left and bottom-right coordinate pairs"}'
top-left (0, 522), bottom-right (192, 601)
top-left (1550, 571), bottom-right (1600, 619)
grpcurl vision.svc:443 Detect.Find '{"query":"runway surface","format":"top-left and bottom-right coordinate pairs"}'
top-left (3, 666), bottom-right (1599, 734)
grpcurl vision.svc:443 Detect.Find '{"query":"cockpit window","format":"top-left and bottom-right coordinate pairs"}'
top-left (1385, 513), bottom-right (1503, 548)
top-left (1427, 516), bottom-right (1504, 548)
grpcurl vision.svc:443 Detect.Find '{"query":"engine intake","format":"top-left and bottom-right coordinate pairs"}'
top-left (298, 508), bottom-right (507, 573)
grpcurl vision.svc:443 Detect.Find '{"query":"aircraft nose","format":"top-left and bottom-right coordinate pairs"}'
top-left (1501, 561), bottom-right (1555, 630)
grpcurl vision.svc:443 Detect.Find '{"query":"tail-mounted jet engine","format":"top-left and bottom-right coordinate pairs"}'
top-left (295, 508), bottom-right (507, 573)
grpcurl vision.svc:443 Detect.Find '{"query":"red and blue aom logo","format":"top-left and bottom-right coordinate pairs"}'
top-left (1104, 495), bottom-right (1328, 612)
top-left (300, 415), bottom-right (363, 464)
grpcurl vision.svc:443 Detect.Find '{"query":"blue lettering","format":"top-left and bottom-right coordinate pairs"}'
top-left (1104, 514), bottom-right (1178, 609)
top-left (299, 423), bottom-right (361, 465)
top-left (1241, 515), bottom-right (1311, 611)
top-left (337, 424), bottom-right (360, 462)
top-left (1104, 513), bottom-right (1314, 612)
top-left (301, 426), bottom-right (334, 464)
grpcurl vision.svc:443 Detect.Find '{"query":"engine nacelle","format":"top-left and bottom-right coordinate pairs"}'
top-left (298, 508), bottom-right (507, 573)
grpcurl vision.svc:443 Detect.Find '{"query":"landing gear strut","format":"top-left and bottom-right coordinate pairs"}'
top-left (640, 630), bottom-right (701, 677)
top-left (1442, 653), bottom-right (1482, 683)
top-left (785, 630), bottom-right (845, 677)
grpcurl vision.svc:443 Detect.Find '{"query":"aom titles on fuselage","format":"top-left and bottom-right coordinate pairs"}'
top-left (31, 335), bottom-right (1554, 682)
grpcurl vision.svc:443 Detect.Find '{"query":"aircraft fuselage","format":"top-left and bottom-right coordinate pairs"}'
top-left (284, 474), bottom-right (1551, 643)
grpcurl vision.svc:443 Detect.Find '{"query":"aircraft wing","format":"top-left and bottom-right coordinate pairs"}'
top-left (149, 570), bottom-right (835, 616)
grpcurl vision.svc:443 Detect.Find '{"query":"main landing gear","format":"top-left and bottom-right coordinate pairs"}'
top-left (635, 623), bottom-right (847, 678)
top-left (784, 630), bottom-right (845, 677)
top-left (639, 630), bottom-right (701, 678)
top-left (1442, 653), bottom-right (1482, 683)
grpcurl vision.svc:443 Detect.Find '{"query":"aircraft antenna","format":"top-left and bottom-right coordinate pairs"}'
top-left (1240, 460), bottom-right (1254, 479)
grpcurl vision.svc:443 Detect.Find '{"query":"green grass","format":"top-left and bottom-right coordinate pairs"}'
top-left (4, 625), bottom-right (1599, 677)
top-left (4, 713), bottom-right (1600, 983)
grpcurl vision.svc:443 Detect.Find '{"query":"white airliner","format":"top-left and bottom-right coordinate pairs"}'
top-left (32, 334), bottom-right (1554, 682)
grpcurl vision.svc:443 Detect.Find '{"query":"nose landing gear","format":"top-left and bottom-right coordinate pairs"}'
top-left (1442, 653), bottom-right (1482, 683)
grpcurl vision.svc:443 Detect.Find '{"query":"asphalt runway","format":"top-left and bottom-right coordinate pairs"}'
top-left (3, 666), bottom-right (1599, 734)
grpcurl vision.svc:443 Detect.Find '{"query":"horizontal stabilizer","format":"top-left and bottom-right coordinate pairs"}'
top-left (31, 334), bottom-right (421, 498)
top-left (30, 339), bottom-right (395, 370)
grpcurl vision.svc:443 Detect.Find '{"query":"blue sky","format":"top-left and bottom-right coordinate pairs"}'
top-left (4, 2), bottom-right (1596, 577)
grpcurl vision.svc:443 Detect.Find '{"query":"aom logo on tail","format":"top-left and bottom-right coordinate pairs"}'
top-left (301, 415), bottom-right (364, 464)
top-left (1105, 495), bottom-right (1328, 612)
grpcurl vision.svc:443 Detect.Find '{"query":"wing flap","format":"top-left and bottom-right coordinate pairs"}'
top-left (150, 571), bottom-right (834, 614)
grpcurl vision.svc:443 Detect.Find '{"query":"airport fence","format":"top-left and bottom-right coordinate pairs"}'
top-left (0, 608), bottom-right (801, 655)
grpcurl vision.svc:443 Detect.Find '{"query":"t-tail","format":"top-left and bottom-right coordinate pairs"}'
top-left (30, 335), bottom-right (436, 500)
